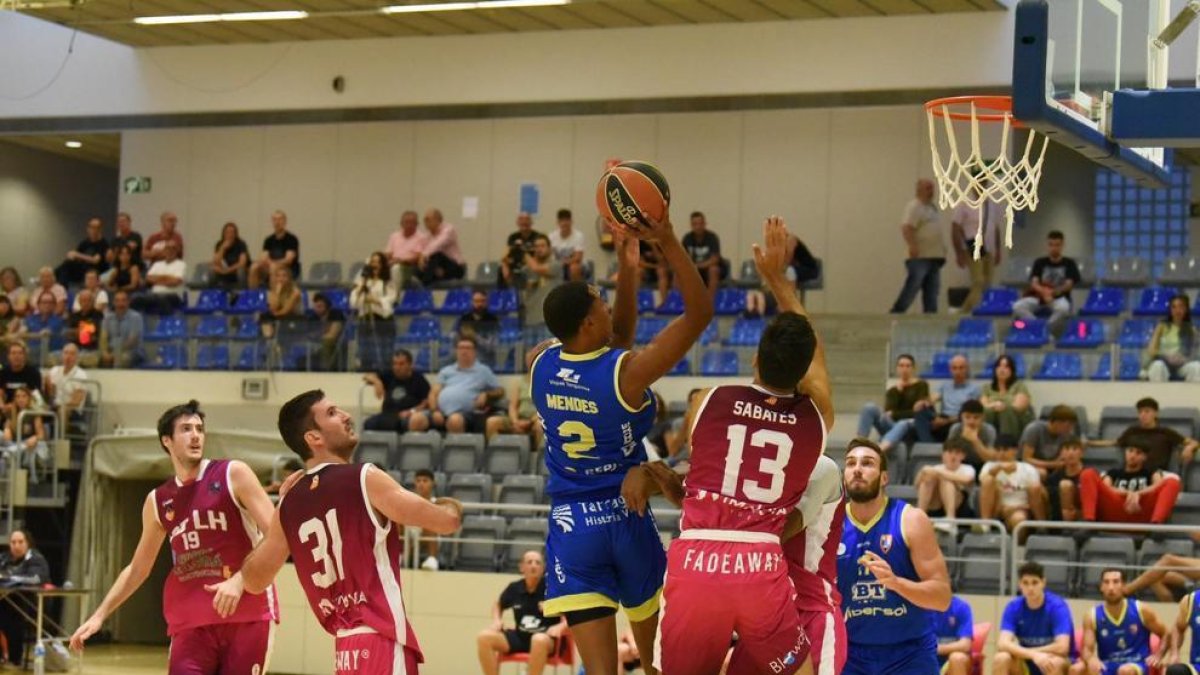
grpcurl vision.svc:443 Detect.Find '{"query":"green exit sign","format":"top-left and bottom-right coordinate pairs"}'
top-left (123, 176), bottom-right (151, 194)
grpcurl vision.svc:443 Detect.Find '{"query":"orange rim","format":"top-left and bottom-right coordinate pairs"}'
top-left (925, 95), bottom-right (1025, 127)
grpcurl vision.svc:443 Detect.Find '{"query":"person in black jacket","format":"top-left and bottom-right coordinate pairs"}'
top-left (0, 529), bottom-right (50, 666)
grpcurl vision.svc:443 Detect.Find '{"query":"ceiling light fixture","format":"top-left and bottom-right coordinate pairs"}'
top-left (64, 141), bottom-right (83, 149)
top-left (380, 0), bottom-right (568, 14)
top-left (134, 10), bottom-right (308, 26)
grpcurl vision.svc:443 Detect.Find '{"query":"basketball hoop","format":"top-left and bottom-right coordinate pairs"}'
top-left (925, 95), bottom-right (1050, 260)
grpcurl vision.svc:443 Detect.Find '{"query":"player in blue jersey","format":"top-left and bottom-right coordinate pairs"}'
top-left (1164, 586), bottom-right (1200, 674)
top-left (530, 211), bottom-right (712, 675)
top-left (837, 438), bottom-right (952, 674)
top-left (1073, 568), bottom-right (1166, 675)
top-left (996, 561), bottom-right (1075, 675)
top-left (932, 595), bottom-right (975, 675)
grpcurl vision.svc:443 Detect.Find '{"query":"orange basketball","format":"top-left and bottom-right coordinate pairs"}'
top-left (595, 161), bottom-right (670, 232)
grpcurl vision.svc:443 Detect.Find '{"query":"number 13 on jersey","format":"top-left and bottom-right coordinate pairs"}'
top-left (721, 424), bottom-right (793, 502)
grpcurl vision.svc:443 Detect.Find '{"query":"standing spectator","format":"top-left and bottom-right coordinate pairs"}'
top-left (143, 211), bottom-right (183, 264)
top-left (0, 344), bottom-right (42, 407)
top-left (55, 217), bottom-right (110, 286)
top-left (99, 290), bottom-right (144, 368)
top-left (417, 208), bottom-right (467, 285)
top-left (2, 387), bottom-right (48, 480)
top-left (1080, 443), bottom-right (1181, 525)
top-left (946, 399), bottom-right (999, 470)
top-left (952, 195), bottom-right (1004, 313)
top-left (23, 292), bottom-right (66, 356)
top-left (250, 210), bottom-right (300, 288)
top-left (994, 562), bottom-right (1075, 675)
top-left (982, 354), bottom-right (1035, 438)
top-left (859, 353), bottom-right (931, 454)
top-left (457, 290), bottom-right (500, 365)
top-left (1145, 294), bottom-right (1200, 382)
top-left (31, 267), bottom-right (67, 316)
top-left (428, 337), bottom-right (504, 433)
top-left (890, 179), bottom-right (945, 314)
top-left (681, 211), bottom-right (727, 301)
top-left (106, 211), bottom-right (143, 272)
top-left (1021, 405), bottom-right (1083, 478)
top-left (210, 222), bottom-right (249, 290)
top-left (485, 380), bottom-right (543, 449)
top-left (259, 267), bottom-right (302, 339)
top-left (1091, 397), bottom-right (1200, 473)
top-left (0, 530), bottom-right (50, 668)
top-left (980, 434), bottom-right (1046, 538)
top-left (520, 236), bottom-right (558, 331)
top-left (385, 211), bottom-right (429, 290)
top-left (0, 296), bottom-right (23, 350)
top-left (1048, 437), bottom-right (1086, 522)
top-left (913, 354), bottom-right (981, 443)
top-left (500, 212), bottom-right (542, 288)
top-left (309, 292), bottom-right (345, 371)
top-left (137, 241), bottom-right (186, 313)
top-left (362, 349), bottom-right (431, 433)
top-left (66, 289), bottom-right (104, 365)
top-left (350, 252), bottom-right (396, 320)
top-left (476, 550), bottom-right (565, 675)
top-left (1012, 230), bottom-right (1081, 335)
top-left (915, 439), bottom-right (976, 520)
top-left (105, 245), bottom-right (143, 295)
top-left (44, 342), bottom-right (89, 428)
top-left (72, 270), bottom-right (109, 313)
top-left (0, 268), bottom-right (29, 317)
top-left (932, 595), bottom-right (975, 675)
top-left (548, 208), bottom-right (585, 282)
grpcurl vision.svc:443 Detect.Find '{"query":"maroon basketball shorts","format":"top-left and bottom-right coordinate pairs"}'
top-left (335, 632), bottom-right (421, 675)
top-left (168, 620), bottom-right (273, 675)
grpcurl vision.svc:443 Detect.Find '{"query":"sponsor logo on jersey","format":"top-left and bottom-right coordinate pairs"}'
top-left (554, 556), bottom-right (566, 584)
top-left (880, 534), bottom-right (893, 554)
top-left (311, 475), bottom-right (320, 490)
top-left (552, 505), bottom-right (575, 533)
top-left (165, 509), bottom-right (175, 522)
top-left (837, 542), bottom-right (847, 556)
top-left (556, 368), bottom-right (582, 385)
top-left (318, 598), bottom-right (336, 616)
top-left (209, 481), bottom-right (222, 493)
top-left (335, 648), bottom-right (370, 671)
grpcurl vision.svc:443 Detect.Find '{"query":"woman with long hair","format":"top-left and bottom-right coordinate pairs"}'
top-left (211, 221), bottom-right (250, 290)
top-left (0, 268), bottom-right (29, 317)
top-left (0, 295), bottom-right (24, 349)
top-left (1146, 294), bottom-right (1200, 382)
top-left (2, 387), bottom-right (48, 484)
top-left (350, 251), bottom-right (396, 320)
top-left (981, 354), bottom-right (1034, 437)
top-left (260, 266), bottom-right (303, 339)
top-left (106, 245), bottom-right (143, 294)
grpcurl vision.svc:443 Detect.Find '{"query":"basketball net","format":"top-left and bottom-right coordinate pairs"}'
top-left (926, 96), bottom-right (1050, 260)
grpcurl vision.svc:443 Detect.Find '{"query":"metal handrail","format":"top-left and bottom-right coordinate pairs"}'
top-left (930, 517), bottom-right (1011, 594)
top-left (16, 409), bottom-right (62, 501)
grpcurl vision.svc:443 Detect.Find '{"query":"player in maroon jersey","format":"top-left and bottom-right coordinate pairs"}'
top-left (69, 400), bottom-right (279, 675)
top-left (652, 216), bottom-right (834, 675)
top-left (239, 389), bottom-right (463, 675)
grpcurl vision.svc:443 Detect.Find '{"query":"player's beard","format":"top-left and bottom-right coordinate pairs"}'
top-left (845, 475), bottom-right (882, 503)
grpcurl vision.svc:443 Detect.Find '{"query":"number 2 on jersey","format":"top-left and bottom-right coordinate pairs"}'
top-left (298, 509), bottom-right (345, 589)
top-left (721, 424), bottom-right (793, 502)
top-left (557, 421), bottom-right (596, 460)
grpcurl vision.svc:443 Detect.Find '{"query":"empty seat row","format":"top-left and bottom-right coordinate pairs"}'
top-left (973, 285), bottom-right (1190, 319)
top-left (355, 431), bottom-right (533, 476)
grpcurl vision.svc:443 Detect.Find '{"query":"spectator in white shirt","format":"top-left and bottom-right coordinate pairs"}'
top-left (980, 434), bottom-right (1046, 541)
top-left (547, 208), bottom-right (585, 282)
top-left (72, 270), bottom-right (109, 314)
top-left (952, 195), bottom-right (1004, 313)
top-left (136, 241), bottom-right (186, 313)
top-left (915, 438), bottom-right (977, 520)
top-left (44, 342), bottom-right (88, 427)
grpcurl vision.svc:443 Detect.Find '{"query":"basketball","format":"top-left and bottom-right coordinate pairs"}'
top-left (595, 161), bottom-right (671, 232)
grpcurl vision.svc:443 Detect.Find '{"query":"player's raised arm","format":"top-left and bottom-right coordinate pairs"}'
top-left (864, 505), bottom-right (951, 612)
top-left (754, 216), bottom-right (833, 430)
top-left (618, 211), bottom-right (714, 403)
top-left (70, 493), bottom-right (167, 651)
top-left (610, 227), bottom-right (640, 350)
top-left (364, 465), bottom-right (463, 535)
top-left (207, 461), bottom-right (278, 617)
top-left (240, 508), bottom-right (291, 595)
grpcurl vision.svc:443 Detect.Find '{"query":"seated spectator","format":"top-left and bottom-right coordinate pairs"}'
top-left (458, 290), bottom-right (500, 365)
top-left (0, 530), bottom-right (50, 668)
top-left (0, 268), bottom-right (29, 317)
top-left (485, 381), bottom-right (543, 449)
top-left (23, 291), bottom-right (66, 356)
top-left (932, 595), bottom-right (975, 675)
top-left (350, 252), bottom-right (396, 320)
top-left (408, 469), bottom-right (442, 570)
top-left (1021, 406), bottom-right (1083, 479)
top-left (55, 217), bottom-right (109, 286)
top-left (30, 267), bottom-right (67, 316)
top-left (1012, 230), bottom-right (1081, 335)
top-left (72, 270), bottom-right (109, 313)
top-left (143, 211), bottom-right (184, 264)
top-left (982, 354), bottom-right (1034, 438)
top-left (913, 354), bottom-right (981, 443)
top-left (106, 211), bottom-right (143, 273)
top-left (0, 295), bottom-right (23, 350)
top-left (476, 550), bottom-right (565, 675)
top-left (1080, 443), bottom-right (1181, 525)
top-left (44, 342), bottom-right (88, 428)
top-left (309, 292), bottom-right (345, 371)
top-left (417, 208), bottom-right (467, 285)
top-left (0, 344), bottom-right (43, 410)
top-left (136, 241), bottom-right (186, 314)
top-left (644, 391), bottom-right (683, 463)
top-left (946, 399), bottom-right (999, 470)
top-left (859, 353), bottom-right (930, 453)
top-left (635, 240), bottom-right (670, 304)
top-left (915, 438), bottom-right (976, 520)
top-left (106, 245), bottom-right (143, 295)
top-left (1091, 397), bottom-right (1199, 473)
top-left (1047, 437), bottom-right (1086, 522)
top-left (1146, 294), bottom-right (1200, 382)
top-left (548, 208), bottom-right (585, 282)
top-left (259, 267), bottom-right (302, 339)
top-left (2, 387), bottom-right (48, 482)
top-left (66, 289), bottom-right (104, 366)
top-left (664, 388), bottom-right (706, 469)
top-left (1076, 568), bottom-right (1166, 675)
top-left (428, 337), bottom-right (504, 434)
top-left (521, 236), bottom-right (558, 331)
top-left (362, 349), bottom-right (431, 433)
top-left (681, 211), bottom-right (728, 301)
top-left (995, 562), bottom-right (1075, 675)
top-left (980, 434), bottom-right (1046, 538)
top-left (787, 232), bottom-right (821, 286)
top-left (500, 212), bottom-right (541, 288)
top-left (99, 290), bottom-right (144, 368)
top-left (210, 222), bottom-right (249, 290)
top-left (250, 210), bottom-right (300, 289)
top-left (386, 211), bottom-right (428, 290)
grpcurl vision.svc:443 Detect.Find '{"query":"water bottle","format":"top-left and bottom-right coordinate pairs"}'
top-left (32, 640), bottom-right (45, 675)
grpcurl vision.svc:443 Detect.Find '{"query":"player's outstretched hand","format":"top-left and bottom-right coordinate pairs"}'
top-left (437, 496), bottom-right (465, 529)
top-left (752, 216), bottom-right (791, 281)
top-left (621, 466), bottom-right (653, 517)
top-left (644, 461), bottom-right (683, 508)
top-left (69, 616), bottom-right (103, 652)
top-left (612, 226), bottom-right (641, 270)
top-left (637, 209), bottom-right (674, 245)
top-left (204, 573), bottom-right (246, 619)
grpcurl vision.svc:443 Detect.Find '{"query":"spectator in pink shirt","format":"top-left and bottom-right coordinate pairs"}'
top-left (386, 211), bottom-right (429, 290)
top-left (417, 208), bottom-right (467, 285)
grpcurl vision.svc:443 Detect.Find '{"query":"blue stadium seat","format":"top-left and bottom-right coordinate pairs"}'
top-left (395, 290), bottom-right (433, 315)
top-left (1133, 286), bottom-right (1178, 317)
top-left (233, 316), bottom-right (260, 340)
top-left (1091, 352), bottom-right (1141, 381)
top-left (946, 318), bottom-right (994, 348)
top-left (185, 289), bottom-right (229, 315)
top-left (699, 321), bottom-right (720, 346)
top-left (655, 290), bottom-right (684, 315)
top-left (436, 288), bottom-right (472, 316)
top-left (146, 316), bottom-right (186, 342)
top-left (637, 289), bottom-right (655, 314)
top-left (283, 343), bottom-right (313, 371)
top-left (714, 288), bottom-right (746, 316)
top-left (972, 288), bottom-right (1019, 316)
top-left (229, 289), bottom-right (268, 315)
top-left (980, 352), bottom-right (1027, 380)
top-left (195, 344), bottom-right (230, 370)
top-left (700, 350), bottom-right (739, 376)
top-left (194, 315), bottom-right (229, 339)
top-left (235, 343), bottom-right (266, 370)
top-left (1034, 352), bottom-right (1083, 380)
top-left (635, 317), bottom-right (668, 345)
top-left (488, 289), bottom-right (518, 315)
top-left (921, 352), bottom-right (953, 379)
top-left (1055, 318), bottom-right (1105, 349)
top-left (398, 317), bottom-right (440, 343)
top-left (145, 344), bottom-right (186, 370)
top-left (1004, 319), bottom-right (1049, 349)
top-left (1079, 288), bottom-right (1126, 316)
top-left (1117, 319), bottom-right (1157, 349)
top-left (724, 318), bottom-right (765, 346)
top-left (668, 357), bottom-right (691, 376)
top-left (321, 288), bottom-right (351, 313)
top-left (497, 317), bottom-right (521, 344)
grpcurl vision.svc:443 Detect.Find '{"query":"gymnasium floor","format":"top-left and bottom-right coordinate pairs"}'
top-left (72, 645), bottom-right (167, 673)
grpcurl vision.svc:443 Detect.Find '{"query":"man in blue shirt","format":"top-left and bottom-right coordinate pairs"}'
top-left (932, 594), bottom-right (975, 674)
top-left (428, 336), bottom-right (504, 434)
top-left (99, 290), bottom-right (144, 368)
top-left (996, 561), bottom-right (1075, 675)
top-left (915, 354), bottom-right (982, 442)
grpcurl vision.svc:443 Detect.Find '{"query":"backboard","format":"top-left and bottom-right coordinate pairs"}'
top-left (1013, 0), bottom-right (1200, 187)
